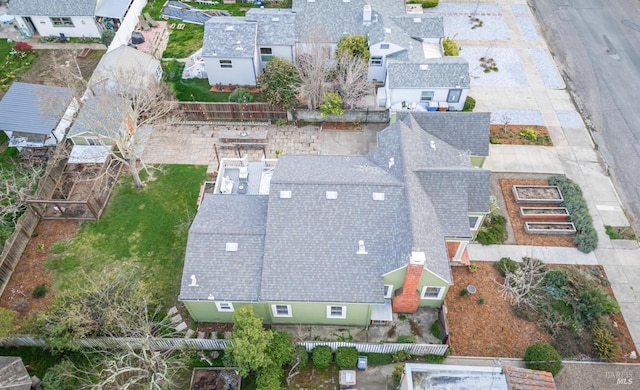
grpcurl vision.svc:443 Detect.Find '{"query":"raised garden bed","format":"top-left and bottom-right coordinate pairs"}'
top-left (519, 207), bottom-right (569, 219)
top-left (525, 222), bottom-right (576, 235)
top-left (190, 368), bottom-right (241, 390)
top-left (512, 185), bottom-right (564, 203)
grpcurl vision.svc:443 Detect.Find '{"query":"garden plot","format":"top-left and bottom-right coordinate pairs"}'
top-left (461, 48), bottom-right (528, 87)
top-left (431, 3), bottom-right (511, 40)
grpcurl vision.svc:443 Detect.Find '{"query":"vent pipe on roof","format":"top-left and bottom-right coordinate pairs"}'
top-left (189, 275), bottom-right (199, 286)
top-left (388, 157), bottom-right (395, 169)
top-left (430, 140), bottom-right (436, 150)
top-left (357, 240), bottom-right (368, 254)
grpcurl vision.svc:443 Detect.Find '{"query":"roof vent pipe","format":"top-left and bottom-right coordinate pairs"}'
top-left (357, 240), bottom-right (368, 254)
top-left (430, 140), bottom-right (436, 149)
top-left (388, 157), bottom-right (395, 169)
top-left (189, 275), bottom-right (199, 286)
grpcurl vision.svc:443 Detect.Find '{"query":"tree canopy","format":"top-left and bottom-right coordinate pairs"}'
top-left (258, 58), bottom-right (301, 109)
top-left (336, 35), bottom-right (370, 61)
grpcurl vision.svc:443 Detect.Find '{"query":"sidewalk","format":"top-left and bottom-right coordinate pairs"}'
top-left (449, 0), bottom-right (640, 352)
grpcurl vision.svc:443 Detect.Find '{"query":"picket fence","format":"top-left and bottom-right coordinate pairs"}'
top-left (2, 336), bottom-right (448, 356)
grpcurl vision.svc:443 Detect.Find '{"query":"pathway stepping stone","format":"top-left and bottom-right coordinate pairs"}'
top-left (197, 331), bottom-right (205, 339)
top-left (175, 322), bottom-right (188, 332)
top-left (170, 314), bottom-right (183, 324)
top-left (167, 306), bottom-right (179, 316)
top-left (185, 329), bottom-right (195, 338)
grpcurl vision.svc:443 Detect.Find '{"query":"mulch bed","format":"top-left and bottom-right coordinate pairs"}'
top-left (490, 124), bottom-right (552, 146)
top-left (320, 122), bottom-right (363, 131)
top-left (446, 262), bottom-right (636, 362)
top-left (500, 178), bottom-right (576, 247)
top-left (190, 368), bottom-right (240, 390)
top-left (0, 220), bottom-right (79, 320)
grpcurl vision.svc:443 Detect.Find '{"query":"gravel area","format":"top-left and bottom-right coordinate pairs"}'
top-left (515, 16), bottom-right (540, 41)
top-left (556, 111), bottom-right (585, 128)
top-left (554, 362), bottom-right (640, 390)
top-left (529, 47), bottom-right (565, 89)
top-left (428, 2), bottom-right (511, 40)
top-left (490, 109), bottom-right (545, 126)
top-left (510, 3), bottom-right (531, 16)
top-left (460, 48), bottom-right (528, 87)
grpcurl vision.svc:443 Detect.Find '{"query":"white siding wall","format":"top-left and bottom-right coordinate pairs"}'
top-left (204, 57), bottom-right (258, 86)
top-left (368, 42), bottom-right (404, 82)
top-left (109, 0), bottom-right (148, 51)
top-left (387, 87), bottom-right (468, 111)
top-left (19, 16), bottom-right (100, 37)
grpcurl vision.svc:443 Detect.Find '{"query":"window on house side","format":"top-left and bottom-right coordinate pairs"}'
top-left (260, 47), bottom-right (273, 62)
top-left (272, 304), bottom-right (292, 317)
top-left (447, 89), bottom-right (462, 103)
top-left (215, 302), bottom-right (234, 312)
top-left (85, 137), bottom-right (101, 146)
top-left (420, 91), bottom-right (434, 103)
top-left (384, 284), bottom-right (394, 298)
top-left (370, 56), bottom-right (383, 66)
top-left (327, 305), bottom-right (346, 318)
top-left (51, 17), bottom-right (74, 27)
top-left (220, 60), bottom-right (232, 69)
top-left (469, 216), bottom-right (482, 231)
top-left (380, 44), bottom-right (390, 49)
top-left (421, 286), bottom-right (444, 300)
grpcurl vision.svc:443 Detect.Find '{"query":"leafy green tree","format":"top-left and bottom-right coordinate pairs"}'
top-left (226, 305), bottom-right (273, 377)
top-left (336, 35), bottom-right (370, 61)
top-left (258, 58), bottom-right (301, 109)
top-left (320, 92), bottom-right (344, 117)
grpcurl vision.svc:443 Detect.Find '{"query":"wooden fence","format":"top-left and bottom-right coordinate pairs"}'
top-left (0, 141), bottom-right (72, 296)
top-left (1, 336), bottom-right (449, 356)
top-left (178, 102), bottom-right (287, 122)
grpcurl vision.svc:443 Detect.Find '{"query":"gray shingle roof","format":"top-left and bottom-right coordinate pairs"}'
top-left (245, 8), bottom-right (297, 46)
top-left (0, 82), bottom-right (74, 135)
top-left (203, 18), bottom-right (257, 58)
top-left (9, 0), bottom-right (97, 16)
top-left (261, 168), bottom-right (408, 303)
top-left (180, 195), bottom-right (268, 302)
top-left (0, 357), bottom-right (30, 390)
top-left (398, 112), bottom-right (491, 157)
top-left (68, 95), bottom-right (127, 137)
top-left (389, 15), bottom-right (444, 39)
top-left (387, 57), bottom-right (470, 89)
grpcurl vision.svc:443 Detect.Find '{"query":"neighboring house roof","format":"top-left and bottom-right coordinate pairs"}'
top-left (398, 112), bottom-right (491, 157)
top-left (503, 366), bottom-right (558, 390)
top-left (0, 357), bottom-right (31, 390)
top-left (181, 195), bottom-right (268, 302)
top-left (245, 8), bottom-right (297, 46)
top-left (0, 82), bottom-right (74, 135)
top-left (90, 45), bottom-right (161, 85)
top-left (261, 155), bottom-right (408, 303)
top-left (95, 0), bottom-right (133, 18)
top-left (9, 0), bottom-right (97, 16)
top-left (203, 18), bottom-right (257, 58)
top-left (68, 96), bottom-right (127, 137)
top-left (389, 15), bottom-right (444, 39)
top-left (387, 57), bottom-right (471, 89)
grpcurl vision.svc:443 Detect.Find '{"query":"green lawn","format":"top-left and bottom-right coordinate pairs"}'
top-left (49, 165), bottom-right (208, 308)
top-left (0, 39), bottom-right (38, 92)
top-left (0, 347), bottom-right (83, 378)
top-left (162, 22), bottom-right (205, 59)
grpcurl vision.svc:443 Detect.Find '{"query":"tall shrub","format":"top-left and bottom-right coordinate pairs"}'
top-left (523, 342), bottom-right (563, 377)
top-left (312, 345), bottom-right (333, 368)
top-left (335, 347), bottom-right (358, 368)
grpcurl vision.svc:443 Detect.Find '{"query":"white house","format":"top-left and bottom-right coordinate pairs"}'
top-left (201, 0), bottom-right (471, 111)
top-left (8, 0), bottom-right (145, 41)
top-left (202, 8), bottom-right (296, 86)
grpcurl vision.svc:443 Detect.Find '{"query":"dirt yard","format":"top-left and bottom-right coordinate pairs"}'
top-left (0, 220), bottom-right (79, 320)
top-left (19, 49), bottom-right (104, 87)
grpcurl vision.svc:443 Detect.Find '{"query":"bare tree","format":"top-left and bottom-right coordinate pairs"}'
top-left (496, 257), bottom-right (547, 308)
top-left (295, 28), bottom-right (333, 110)
top-left (336, 53), bottom-right (370, 109)
top-left (77, 67), bottom-right (177, 188)
top-left (0, 162), bottom-right (45, 241)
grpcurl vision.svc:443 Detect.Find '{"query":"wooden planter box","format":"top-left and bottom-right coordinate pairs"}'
top-left (524, 221), bottom-right (576, 235)
top-left (519, 207), bottom-right (570, 219)
top-left (512, 185), bottom-right (564, 204)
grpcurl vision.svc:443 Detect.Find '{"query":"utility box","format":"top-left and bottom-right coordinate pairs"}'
top-left (357, 356), bottom-right (368, 371)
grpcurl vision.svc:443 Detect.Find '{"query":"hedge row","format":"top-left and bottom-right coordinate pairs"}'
top-left (548, 175), bottom-right (598, 253)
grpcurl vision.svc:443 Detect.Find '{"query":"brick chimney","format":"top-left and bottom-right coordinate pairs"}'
top-left (392, 252), bottom-right (425, 314)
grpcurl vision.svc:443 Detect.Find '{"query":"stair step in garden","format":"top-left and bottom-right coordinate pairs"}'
top-left (170, 314), bottom-right (183, 324)
top-left (175, 322), bottom-right (188, 332)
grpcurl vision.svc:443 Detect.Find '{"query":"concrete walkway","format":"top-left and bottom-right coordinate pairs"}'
top-left (453, 0), bottom-right (640, 353)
